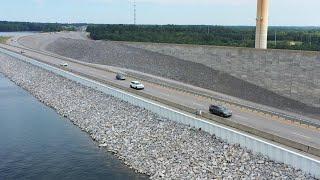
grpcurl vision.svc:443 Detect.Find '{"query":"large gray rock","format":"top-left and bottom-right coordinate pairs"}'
top-left (0, 54), bottom-right (316, 179)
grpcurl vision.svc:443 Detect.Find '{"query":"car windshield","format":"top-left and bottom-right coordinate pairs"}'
top-left (218, 106), bottom-right (229, 112)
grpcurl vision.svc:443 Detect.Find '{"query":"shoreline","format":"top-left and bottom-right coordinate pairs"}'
top-left (0, 73), bottom-right (149, 179)
top-left (0, 53), bottom-right (315, 179)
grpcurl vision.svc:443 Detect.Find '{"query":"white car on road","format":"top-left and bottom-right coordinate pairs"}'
top-left (60, 63), bottom-right (68, 67)
top-left (130, 81), bottom-right (144, 90)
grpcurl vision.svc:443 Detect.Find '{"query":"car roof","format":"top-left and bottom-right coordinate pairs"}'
top-left (210, 105), bottom-right (224, 108)
top-left (131, 81), bottom-right (140, 83)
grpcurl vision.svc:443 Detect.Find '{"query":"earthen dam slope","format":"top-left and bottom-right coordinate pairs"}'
top-left (18, 32), bottom-right (320, 119)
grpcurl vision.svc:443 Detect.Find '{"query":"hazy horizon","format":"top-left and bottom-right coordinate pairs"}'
top-left (0, 0), bottom-right (319, 26)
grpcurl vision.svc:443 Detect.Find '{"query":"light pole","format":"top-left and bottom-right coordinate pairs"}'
top-left (275, 30), bottom-right (277, 47)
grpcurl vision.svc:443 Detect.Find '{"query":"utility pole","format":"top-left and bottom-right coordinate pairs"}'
top-left (274, 30), bottom-right (277, 47)
top-left (309, 34), bottom-right (312, 46)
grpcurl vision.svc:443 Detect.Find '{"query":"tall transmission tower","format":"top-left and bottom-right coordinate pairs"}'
top-left (133, 0), bottom-right (137, 25)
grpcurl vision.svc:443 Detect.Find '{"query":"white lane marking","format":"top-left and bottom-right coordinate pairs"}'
top-left (157, 91), bottom-right (171, 97)
top-left (192, 102), bottom-right (204, 107)
top-left (291, 132), bottom-right (312, 139)
top-left (1, 47), bottom-right (320, 167)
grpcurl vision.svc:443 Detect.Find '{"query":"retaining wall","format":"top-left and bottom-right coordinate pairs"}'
top-left (123, 42), bottom-right (320, 107)
top-left (1, 47), bottom-right (319, 178)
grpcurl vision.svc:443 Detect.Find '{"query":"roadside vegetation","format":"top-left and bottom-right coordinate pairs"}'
top-left (0, 21), bottom-right (81, 32)
top-left (87, 25), bottom-right (320, 51)
top-left (0, 36), bottom-right (10, 44)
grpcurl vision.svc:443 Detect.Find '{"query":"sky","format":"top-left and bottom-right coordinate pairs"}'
top-left (0, 0), bottom-right (319, 26)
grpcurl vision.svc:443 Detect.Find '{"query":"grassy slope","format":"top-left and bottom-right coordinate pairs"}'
top-left (0, 36), bottom-right (10, 44)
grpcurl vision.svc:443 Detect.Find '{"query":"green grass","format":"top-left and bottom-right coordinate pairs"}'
top-left (0, 36), bottom-right (11, 44)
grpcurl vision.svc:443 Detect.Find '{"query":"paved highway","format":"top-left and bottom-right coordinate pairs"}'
top-left (1, 40), bottom-right (320, 152)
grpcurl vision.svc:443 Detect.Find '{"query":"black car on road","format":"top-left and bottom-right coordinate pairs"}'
top-left (209, 105), bottom-right (232, 118)
top-left (116, 73), bottom-right (126, 80)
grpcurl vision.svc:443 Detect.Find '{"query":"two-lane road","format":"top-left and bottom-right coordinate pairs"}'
top-left (1, 43), bottom-right (320, 153)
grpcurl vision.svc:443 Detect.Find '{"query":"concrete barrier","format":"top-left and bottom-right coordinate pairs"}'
top-left (4, 43), bottom-right (319, 129)
top-left (1, 47), bottom-right (320, 178)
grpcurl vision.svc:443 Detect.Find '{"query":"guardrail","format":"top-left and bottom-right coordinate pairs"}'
top-left (2, 44), bottom-right (320, 156)
top-left (5, 43), bottom-right (320, 130)
top-left (2, 44), bottom-right (320, 157)
top-left (1, 47), bottom-right (319, 178)
top-left (124, 71), bottom-right (320, 129)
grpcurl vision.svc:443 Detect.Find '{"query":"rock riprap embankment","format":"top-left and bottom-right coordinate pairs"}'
top-left (0, 54), bottom-right (315, 179)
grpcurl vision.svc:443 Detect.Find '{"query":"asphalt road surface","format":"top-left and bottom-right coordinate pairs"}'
top-left (17, 32), bottom-right (320, 119)
top-left (1, 42), bottom-right (320, 152)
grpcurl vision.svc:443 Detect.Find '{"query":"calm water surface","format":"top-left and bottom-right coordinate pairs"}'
top-left (0, 32), bottom-right (37, 37)
top-left (0, 74), bottom-right (148, 180)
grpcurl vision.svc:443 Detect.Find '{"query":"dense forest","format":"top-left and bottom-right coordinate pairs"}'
top-left (0, 21), bottom-right (79, 32)
top-left (87, 25), bottom-right (320, 51)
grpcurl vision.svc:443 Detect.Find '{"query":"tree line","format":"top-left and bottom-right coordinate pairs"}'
top-left (0, 21), bottom-right (78, 32)
top-left (87, 24), bottom-right (320, 51)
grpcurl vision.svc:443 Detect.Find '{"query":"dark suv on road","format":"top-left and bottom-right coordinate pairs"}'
top-left (209, 105), bottom-right (232, 118)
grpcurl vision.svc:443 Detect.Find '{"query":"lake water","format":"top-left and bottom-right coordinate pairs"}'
top-left (0, 74), bottom-right (148, 180)
top-left (0, 32), bottom-right (37, 37)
